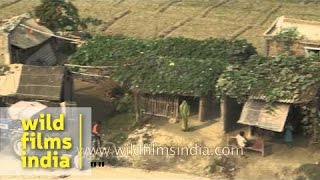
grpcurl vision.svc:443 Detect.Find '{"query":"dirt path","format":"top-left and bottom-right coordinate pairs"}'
top-left (67, 167), bottom-right (211, 180)
top-left (235, 145), bottom-right (320, 180)
top-left (2, 167), bottom-right (211, 180)
top-left (73, 79), bottom-right (117, 122)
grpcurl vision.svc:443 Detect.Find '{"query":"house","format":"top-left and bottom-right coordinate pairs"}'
top-left (0, 64), bottom-right (73, 104)
top-left (219, 55), bottom-right (320, 143)
top-left (0, 14), bottom-right (73, 66)
top-left (222, 87), bottom-right (319, 144)
top-left (221, 87), bottom-right (319, 134)
top-left (239, 88), bottom-right (317, 133)
top-left (264, 16), bottom-right (320, 56)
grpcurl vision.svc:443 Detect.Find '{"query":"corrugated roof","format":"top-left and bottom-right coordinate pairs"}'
top-left (10, 18), bottom-right (53, 49)
top-left (25, 43), bottom-right (57, 65)
top-left (0, 14), bottom-right (53, 49)
top-left (238, 99), bottom-right (290, 132)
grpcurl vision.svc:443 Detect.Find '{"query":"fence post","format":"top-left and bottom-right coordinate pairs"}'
top-left (199, 96), bottom-right (207, 121)
top-left (134, 92), bottom-right (141, 122)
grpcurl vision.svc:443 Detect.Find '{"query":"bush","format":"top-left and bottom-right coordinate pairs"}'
top-left (112, 93), bottom-right (133, 113)
top-left (34, 0), bottom-right (84, 31)
top-left (69, 36), bottom-right (256, 96)
top-left (69, 36), bottom-right (256, 66)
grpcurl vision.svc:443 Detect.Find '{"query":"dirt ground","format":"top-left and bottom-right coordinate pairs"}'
top-left (121, 117), bottom-right (320, 180)
top-left (2, 167), bottom-right (211, 180)
top-left (2, 79), bottom-right (320, 180)
top-left (71, 79), bottom-right (320, 180)
top-left (68, 167), bottom-right (211, 180)
top-left (73, 78), bottom-right (118, 122)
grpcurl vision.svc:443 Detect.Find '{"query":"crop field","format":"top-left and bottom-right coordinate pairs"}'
top-left (1, 0), bottom-right (320, 53)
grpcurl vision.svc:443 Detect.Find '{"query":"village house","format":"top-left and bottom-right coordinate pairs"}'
top-left (220, 17), bottom-right (320, 156)
top-left (264, 16), bottom-right (320, 56)
top-left (0, 14), bottom-right (75, 66)
top-left (223, 16), bottom-right (320, 134)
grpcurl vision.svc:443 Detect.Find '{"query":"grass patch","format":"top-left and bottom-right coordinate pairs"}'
top-left (295, 163), bottom-right (320, 180)
top-left (103, 113), bottom-right (138, 145)
top-left (1, 0), bottom-right (320, 54)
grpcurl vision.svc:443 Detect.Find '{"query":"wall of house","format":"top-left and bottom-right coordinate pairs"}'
top-left (221, 95), bottom-right (244, 133)
top-left (265, 39), bottom-right (320, 56)
top-left (25, 43), bottom-right (57, 65)
top-left (0, 33), bottom-right (11, 65)
top-left (10, 38), bottom-right (60, 65)
top-left (62, 70), bottom-right (74, 102)
top-left (199, 96), bottom-right (220, 121)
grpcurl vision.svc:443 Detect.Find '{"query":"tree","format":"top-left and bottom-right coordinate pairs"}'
top-left (34, 0), bottom-right (84, 31)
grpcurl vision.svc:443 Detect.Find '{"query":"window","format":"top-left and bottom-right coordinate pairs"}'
top-left (305, 47), bottom-right (320, 57)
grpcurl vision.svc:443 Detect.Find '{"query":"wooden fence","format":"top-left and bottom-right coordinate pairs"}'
top-left (138, 94), bottom-right (179, 119)
top-left (64, 64), bottom-right (115, 82)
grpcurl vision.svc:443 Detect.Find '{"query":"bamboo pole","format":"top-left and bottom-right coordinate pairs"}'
top-left (175, 96), bottom-right (179, 120)
top-left (199, 96), bottom-right (207, 121)
top-left (134, 92), bottom-right (141, 122)
top-left (221, 94), bottom-right (227, 133)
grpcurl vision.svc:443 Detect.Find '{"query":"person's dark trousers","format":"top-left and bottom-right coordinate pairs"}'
top-left (94, 135), bottom-right (102, 148)
top-left (244, 141), bottom-right (253, 147)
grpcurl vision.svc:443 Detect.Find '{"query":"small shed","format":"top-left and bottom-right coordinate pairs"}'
top-left (0, 64), bottom-right (73, 103)
top-left (0, 14), bottom-right (73, 66)
top-left (264, 16), bottom-right (320, 56)
top-left (222, 85), bottom-right (319, 142)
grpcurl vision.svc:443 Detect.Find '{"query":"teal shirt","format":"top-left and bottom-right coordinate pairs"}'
top-left (284, 125), bottom-right (293, 143)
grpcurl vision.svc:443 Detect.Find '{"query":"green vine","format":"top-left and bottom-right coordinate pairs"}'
top-left (34, 0), bottom-right (84, 31)
top-left (217, 55), bottom-right (320, 139)
top-left (301, 104), bottom-right (319, 136)
top-left (274, 27), bottom-right (302, 54)
top-left (112, 55), bottom-right (227, 96)
top-left (69, 36), bottom-right (256, 96)
top-left (69, 36), bottom-right (256, 66)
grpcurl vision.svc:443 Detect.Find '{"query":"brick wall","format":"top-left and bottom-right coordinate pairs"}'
top-left (266, 39), bottom-right (320, 56)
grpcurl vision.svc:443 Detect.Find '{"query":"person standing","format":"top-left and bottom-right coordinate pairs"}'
top-left (92, 121), bottom-right (102, 148)
top-left (284, 123), bottom-right (293, 148)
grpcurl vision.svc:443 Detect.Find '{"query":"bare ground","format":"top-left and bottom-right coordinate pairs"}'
top-left (2, 79), bottom-right (320, 180)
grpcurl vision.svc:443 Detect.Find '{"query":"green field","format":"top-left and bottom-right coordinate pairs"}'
top-left (1, 0), bottom-right (320, 53)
